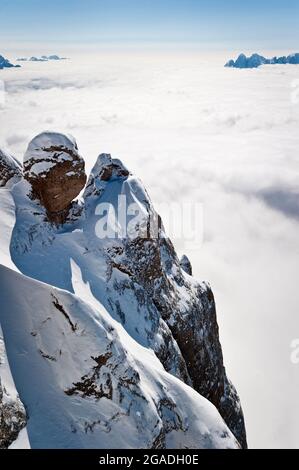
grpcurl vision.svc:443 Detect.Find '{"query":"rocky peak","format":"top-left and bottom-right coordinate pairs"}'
top-left (0, 332), bottom-right (27, 449)
top-left (180, 254), bottom-right (193, 276)
top-left (0, 149), bottom-right (22, 188)
top-left (23, 132), bottom-right (87, 224)
top-left (84, 153), bottom-right (130, 199)
top-left (81, 151), bottom-right (247, 448)
top-left (1, 132), bottom-right (247, 449)
top-left (0, 55), bottom-right (20, 69)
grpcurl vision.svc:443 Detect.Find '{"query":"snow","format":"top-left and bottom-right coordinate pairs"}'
top-left (0, 149), bottom-right (21, 171)
top-left (29, 161), bottom-right (56, 175)
top-left (0, 149), bottom-right (22, 187)
top-left (0, 147), bottom-right (240, 448)
top-left (22, 131), bottom-right (84, 179)
top-left (8, 428), bottom-right (30, 449)
top-left (2, 49), bottom-right (298, 448)
top-left (23, 131), bottom-right (78, 164)
top-left (0, 188), bottom-right (19, 270)
top-left (0, 325), bottom-right (20, 406)
top-left (17, 55), bottom-right (67, 62)
top-left (0, 264), bottom-right (238, 449)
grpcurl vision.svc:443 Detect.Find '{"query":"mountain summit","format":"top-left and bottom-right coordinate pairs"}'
top-left (0, 132), bottom-right (247, 449)
top-left (225, 52), bottom-right (299, 68)
top-left (0, 55), bottom-right (20, 69)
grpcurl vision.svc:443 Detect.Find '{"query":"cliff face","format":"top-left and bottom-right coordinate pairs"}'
top-left (0, 149), bottom-right (22, 188)
top-left (0, 327), bottom-right (27, 449)
top-left (0, 133), bottom-right (246, 449)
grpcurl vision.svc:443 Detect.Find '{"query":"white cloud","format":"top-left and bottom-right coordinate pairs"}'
top-left (0, 50), bottom-right (299, 448)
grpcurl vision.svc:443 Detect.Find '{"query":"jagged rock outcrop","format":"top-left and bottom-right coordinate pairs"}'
top-left (0, 55), bottom-right (20, 70)
top-left (17, 55), bottom-right (67, 62)
top-left (83, 151), bottom-right (247, 448)
top-left (0, 331), bottom-right (27, 449)
top-left (84, 153), bottom-right (130, 199)
top-left (23, 132), bottom-right (87, 224)
top-left (0, 381), bottom-right (26, 449)
top-left (225, 52), bottom-right (299, 68)
top-left (0, 149), bottom-right (22, 188)
top-left (0, 265), bottom-right (239, 449)
top-left (180, 254), bottom-right (193, 276)
top-left (0, 132), bottom-right (247, 449)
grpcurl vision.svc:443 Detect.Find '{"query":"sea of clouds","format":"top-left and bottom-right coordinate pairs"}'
top-left (0, 49), bottom-right (299, 448)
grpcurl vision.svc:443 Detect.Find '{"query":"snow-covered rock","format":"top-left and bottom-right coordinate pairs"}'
top-left (17, 55), bottom-right (67, 62)
top-left (84, 153), bottom-right (130, 199)
top-left (225, 52), bottom-right (299, 68)
top-left (0, 176), bottom-right (28, 449)
top-left (47, 55), bottom-right (66, 61)
top-left (287, 53), bottom-right (299, 64)
top-left (179, 254), bottom-right (193, 276)
top-left (0, 326), bottom-right (27, 449)
top-left (0, 55), bottom-right (20, 69)
top-left (0, 264), bottom-right (239, 449)
top-left (23, 132), bottom-right (87, 223)
top-left (0, 149), bottom-right (22, 188)
top-left (0, 132), bottom-right (247, 449)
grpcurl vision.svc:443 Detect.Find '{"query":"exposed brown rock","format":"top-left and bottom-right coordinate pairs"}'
top-left (23, 132), bottom-right (87, 223)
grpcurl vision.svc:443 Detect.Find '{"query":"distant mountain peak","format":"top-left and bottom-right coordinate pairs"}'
top-left (225, 52), bottom-right (299, 68)
top-left (0, 55), bottom-right (20, 70)
top-left (16, 55), bottom-right (67, 62)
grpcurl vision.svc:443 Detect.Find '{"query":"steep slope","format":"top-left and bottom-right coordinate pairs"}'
top-left (0, 55), bottom-right (20, 70)
top-left (0, 265), bottom-right (238, 449)
top-left (0, 132), bottom-right (247, 448)
top-left (0, 180), bottom-right (28, 448)
top-left (0, 324), bottom-right (27, 449)
top-left (0, 149), bottom-right (22, 188)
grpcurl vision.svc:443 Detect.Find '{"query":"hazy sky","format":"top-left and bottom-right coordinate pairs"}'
top-left (1, 0), bottom-right (299, 50)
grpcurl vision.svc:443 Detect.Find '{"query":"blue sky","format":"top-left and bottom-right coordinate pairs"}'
top-left (1, 0), bottom-right (299, 49)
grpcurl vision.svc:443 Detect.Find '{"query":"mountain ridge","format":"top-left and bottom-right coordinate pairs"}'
top-left (0, 132), bottom-right (247, 449)
top-left (225, 52), bottom-right (299, 68)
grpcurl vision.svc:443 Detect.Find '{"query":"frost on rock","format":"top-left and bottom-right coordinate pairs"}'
top-left (84, 153), bottom-right (130, 200)
top-left (0, 149), bottom-right (22, 188)
top-left (0, 265), bottom-right (239, 449)
top-left (180, 255), bottom-right (193, 276)
top-left (0, 132), bottom-right (247, 449)
top-left (0, 328), bottom-right (27, 449)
